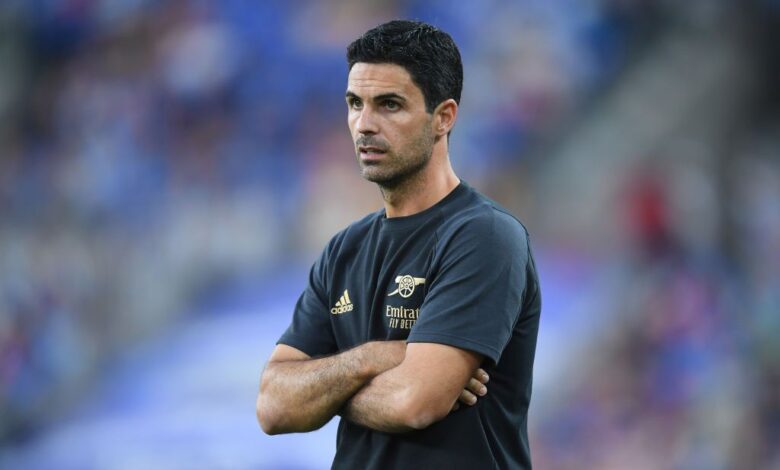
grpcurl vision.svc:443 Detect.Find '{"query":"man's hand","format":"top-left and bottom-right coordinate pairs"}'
top-left (452, 368), bottom-right (489, 411)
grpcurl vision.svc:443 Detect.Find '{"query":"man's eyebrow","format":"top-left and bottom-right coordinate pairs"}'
top-left (372, 93), bottom-right (407, 102)
top-left (345, 91), bottom-right (407, 102)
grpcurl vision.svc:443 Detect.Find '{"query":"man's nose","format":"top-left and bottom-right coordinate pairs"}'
top-left (355, 108), bottom-right (379, 135)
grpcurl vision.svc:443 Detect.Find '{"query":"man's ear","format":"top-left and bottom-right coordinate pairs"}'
top-left (433, 99), bottom-right (458, 137)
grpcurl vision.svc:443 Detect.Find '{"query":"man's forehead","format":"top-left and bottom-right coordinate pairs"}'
top-left (347, 63), bottom-right (417, 96)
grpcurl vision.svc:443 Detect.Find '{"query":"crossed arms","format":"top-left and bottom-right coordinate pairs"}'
top-left (256, 340), bottom-right (489, 434)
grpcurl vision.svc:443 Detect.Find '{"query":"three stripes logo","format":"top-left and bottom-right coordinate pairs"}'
top-left (331, 290), bottom-right (354, 315)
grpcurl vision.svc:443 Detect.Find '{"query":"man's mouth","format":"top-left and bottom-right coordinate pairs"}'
top-left (358, 146), bottom-right (388, 157)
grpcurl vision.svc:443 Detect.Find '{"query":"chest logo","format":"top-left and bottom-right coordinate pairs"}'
top-left (388, 275), bottom-right (426, 298)
top-left (331, 289), bottom-right (354, 314)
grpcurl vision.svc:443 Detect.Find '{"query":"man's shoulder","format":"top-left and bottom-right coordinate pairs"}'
top-left (439, 185), bottom-right (529, 243)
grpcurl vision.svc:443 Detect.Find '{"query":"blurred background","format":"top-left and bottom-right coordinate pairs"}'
top-left (0, 0), bottom-right (778, 468)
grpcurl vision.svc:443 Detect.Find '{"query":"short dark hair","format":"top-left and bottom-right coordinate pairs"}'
top-left (347, 20), bottom-right (463, 113)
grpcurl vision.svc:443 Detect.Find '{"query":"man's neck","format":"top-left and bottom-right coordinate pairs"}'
top-left (380, 155), bottom-right (460, 218)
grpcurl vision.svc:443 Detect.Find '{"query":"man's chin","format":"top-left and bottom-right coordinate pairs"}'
top-left (361, 170), bottom-right (392, 184)
top-left (361, 168), bottom-right (404, 188)
top-left (360, 159), bottom-right (432, 189)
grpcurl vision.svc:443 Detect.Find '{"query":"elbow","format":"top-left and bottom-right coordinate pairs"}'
top-left (256, 390), bottom-right (323, 435)
top-left (256, 393), bottom-right (284, 435)
top-left (396, 388), bottom-right (451, 431)
top-left (256, 367), bottom-right (291, 435)
top-left (403, 410), bottom-right (440, 431)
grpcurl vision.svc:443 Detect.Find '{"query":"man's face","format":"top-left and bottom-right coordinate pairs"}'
top-left (346, 63), bottom-right (435, 187)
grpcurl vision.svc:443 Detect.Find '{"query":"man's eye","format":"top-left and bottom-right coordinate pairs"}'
top-left (384, 101), bottom-right (399, 110)
top-left (349, 99), bottom-right (362, 109)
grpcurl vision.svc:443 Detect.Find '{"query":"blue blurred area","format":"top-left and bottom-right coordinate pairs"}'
top-left (0, 270), bottom-right (344, 469)
top-left (1, 1), bottom-right (779, 468)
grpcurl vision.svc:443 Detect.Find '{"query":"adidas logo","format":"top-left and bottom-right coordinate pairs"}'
top-left (331, 290), bottom-right (354, 315)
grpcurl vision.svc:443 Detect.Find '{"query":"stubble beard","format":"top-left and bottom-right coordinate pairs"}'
top-left (357, 125), bottom-right (435, 190)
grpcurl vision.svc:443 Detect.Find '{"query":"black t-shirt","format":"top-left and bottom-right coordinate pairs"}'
top-left (278, 182), bottom-right (541, 469)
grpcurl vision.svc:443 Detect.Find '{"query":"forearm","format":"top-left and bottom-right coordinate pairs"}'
top-left (341, 343), bottom-right (483, 433)
top-left (341, 369), bottom-right (423, 433)
top-left (257, 341), bottom-right (404, 434)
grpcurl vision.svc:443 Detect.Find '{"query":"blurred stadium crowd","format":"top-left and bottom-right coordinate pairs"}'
top-left (0, 0), bottom-right (778, 468)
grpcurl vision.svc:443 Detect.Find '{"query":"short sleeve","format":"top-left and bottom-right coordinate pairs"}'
top-left (407, 212), bottom-right (529, 365)
top-left (277, 247), bottom-right (338, 357)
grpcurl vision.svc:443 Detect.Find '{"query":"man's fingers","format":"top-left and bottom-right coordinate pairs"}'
top-left (455, 371), bottom-right (489, 410)
top-left (466, 377), bottom-right (487, 397)
top-left (459, 389), bottom-right (478, 406)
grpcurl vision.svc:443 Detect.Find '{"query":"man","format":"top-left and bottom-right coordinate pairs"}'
top-left (256, 20), bottom-right (541, 469)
